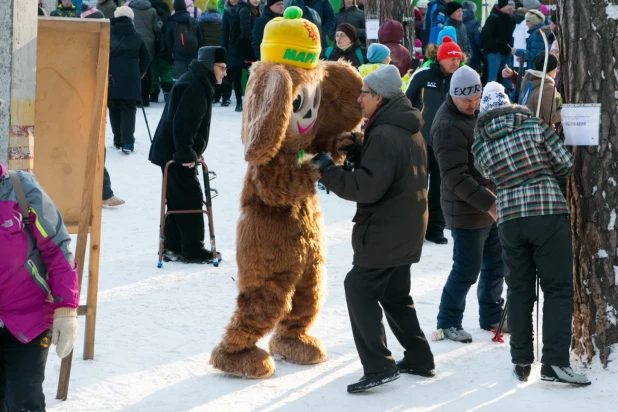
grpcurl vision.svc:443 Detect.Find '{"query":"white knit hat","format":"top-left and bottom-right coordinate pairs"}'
top-left (114, 6), bottom-right (134, 20)
top-left (480, 82), bottom-right (510, 113)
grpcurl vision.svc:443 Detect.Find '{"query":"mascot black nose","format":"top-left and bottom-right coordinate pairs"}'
top-left (303, 109), bottom-right (312, 119)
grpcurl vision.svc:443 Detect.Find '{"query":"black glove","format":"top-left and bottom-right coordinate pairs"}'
top-left (312, 152), bottom-right (335, 174)
top-left (339, 133), bottom-right (362, 171)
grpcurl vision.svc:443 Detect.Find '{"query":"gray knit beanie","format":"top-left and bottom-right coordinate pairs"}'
top-left (363, 65), bottom-right (403, 100)
top-left (523, 0), bottom-right (541, 9)
top-left (449, 65), bottom-right (482, 98)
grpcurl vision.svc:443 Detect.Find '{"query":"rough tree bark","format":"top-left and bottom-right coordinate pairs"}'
top-left (557, 0), bottom-right (618, 366)
top-left (364, 0), bottom-right (415, 51)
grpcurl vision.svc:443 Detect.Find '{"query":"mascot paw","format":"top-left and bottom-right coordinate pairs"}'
top-left (210, 343), bottom-right (275, 379)
top-left (269, 334), bottom-right (327, 365)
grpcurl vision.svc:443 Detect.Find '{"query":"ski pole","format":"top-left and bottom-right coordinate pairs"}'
top-left (536, 275), bottom-right (540, 361)
top-left (492, 300), bottom-right (508, 343)
top-left (142, 104), bottom-right (153, 143)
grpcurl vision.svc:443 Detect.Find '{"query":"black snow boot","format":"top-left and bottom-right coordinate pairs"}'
top-left (162, 249), bottom-right (181, 262)
top-left (540, 364), bottom-right (591, 385)
top-left (221, 98), bottom-right (232, 107)
top-left (347, 368), bottom-right (400, 393)
top-left (514, 364), bottom-right (531, 382)
top-left (150, 92), bottom-right (159, 103)
top-left (396, 360), bottom-right (435, 378)
top-left (235, 98), bottom-right (243, 112)
top-left (181, 249), bottom-right (222, 264)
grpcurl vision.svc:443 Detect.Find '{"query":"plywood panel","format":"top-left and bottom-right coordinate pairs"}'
top-left (34, 18), bottom-right (105, 226)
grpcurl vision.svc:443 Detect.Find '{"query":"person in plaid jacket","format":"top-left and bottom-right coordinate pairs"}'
top-left (471, 82), bottom-right (590, 386)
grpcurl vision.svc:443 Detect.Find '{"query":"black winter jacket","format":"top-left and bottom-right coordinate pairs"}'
top-left (430, 96), bottom-right (496, 229)
top-left (149, 61), bottom-right (215, 166)
top-left (129, 0), bottom-right (160, 59)
top-left (481, 5), bottom-right (515, 55)
top-left (334, 6), bottom-right (366, 46)
top-left (320, 95), bottom-right (428, 268)
top-left (252, 9), bottom-right (280, 60)
top-left (405, 61), bottom-right (452, 145)
top-left (321, 39), bottom-right (367, 68)
top-left (108, 17), bottom-right (152, 101)
top-left (198, 11), bottom-right (223, 47)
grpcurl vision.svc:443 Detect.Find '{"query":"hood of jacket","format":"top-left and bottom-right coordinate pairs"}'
top-left (169, 9), bottom-right (191, 22)
top-left (129, 0), bottom-right (152, 10)
top-left (524, 69), bottom-right (556, 84)
top-left (462, 9), bottom-right (475, 23)
top-left (475, 104), bottom-right (533, 141)
top-left (111, 16), bottom-right (137, 35)
top-left (446, 17), bottom-right (463, 28)
top-left (198, 10), bottom-right (222, 23)
top-left (528, 22), bottom-right (549, 35)
top-left (366, 94), bottom-right (422, 135)
top-left (378, 19), bottom-right (403, 45)
top-left (339, 3), bottom-right (359, 12)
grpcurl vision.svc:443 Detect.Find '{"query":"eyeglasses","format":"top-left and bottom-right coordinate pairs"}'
top-left (359, 90), bottom-right (372, 97)
top-left (214, 64), bottom-right (228, 72)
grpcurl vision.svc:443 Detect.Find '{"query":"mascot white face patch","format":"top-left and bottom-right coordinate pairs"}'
top-left (290, 83), bottom-right (321, 135)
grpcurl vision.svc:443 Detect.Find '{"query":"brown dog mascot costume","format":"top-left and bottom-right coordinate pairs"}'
top-left (210, 7), bottom-right (363, 378)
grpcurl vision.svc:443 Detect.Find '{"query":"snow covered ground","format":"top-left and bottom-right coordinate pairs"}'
top-left (44, 101), bottom-right (617, 411)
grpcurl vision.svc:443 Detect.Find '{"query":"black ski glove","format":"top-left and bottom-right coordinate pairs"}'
top-left (339, 133), bottom-right (362, 171)
top-left (312, 153), bottom-right (335, 174)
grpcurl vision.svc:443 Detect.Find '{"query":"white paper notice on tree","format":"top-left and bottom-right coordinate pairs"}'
top-left (561, 104), bottom-right (601, 146)
top-left (366, 19), bottom-right (379, 40)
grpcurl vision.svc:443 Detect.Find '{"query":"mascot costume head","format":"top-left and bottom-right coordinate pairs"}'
top-left (210, 7), bottom-right (364, 379)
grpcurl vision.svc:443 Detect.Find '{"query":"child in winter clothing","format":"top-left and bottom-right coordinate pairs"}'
top-left (0, 162), bottom-right (79, 410)
top-left (358, 43), bottom-right (412, 92)
top-left (472, 83), bottom-right (590, 386)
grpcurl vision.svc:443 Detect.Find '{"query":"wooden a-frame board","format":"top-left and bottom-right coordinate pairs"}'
top-left (33, 17), bottom-right (110, 400)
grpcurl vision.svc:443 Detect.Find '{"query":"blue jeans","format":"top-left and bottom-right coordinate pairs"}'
top-left (437, 224), bottom-right (505, 329)
top-left (486, 53), bottom-right (513, 91)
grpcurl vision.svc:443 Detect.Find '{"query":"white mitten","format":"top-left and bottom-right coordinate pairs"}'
top-left (52, 308), bottom-right (78, 359)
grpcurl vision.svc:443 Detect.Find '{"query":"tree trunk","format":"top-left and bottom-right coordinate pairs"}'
top-left (557, 0), bottom-right (618, 366)
top-left (363, 0), bottom-right (415, 51)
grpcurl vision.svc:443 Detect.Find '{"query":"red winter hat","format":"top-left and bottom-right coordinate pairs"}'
top-left (437, 36), bottom-right (462, 61)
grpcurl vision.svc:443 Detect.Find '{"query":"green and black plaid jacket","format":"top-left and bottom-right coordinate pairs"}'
top-left (472, 105), bottom-right (574, 225)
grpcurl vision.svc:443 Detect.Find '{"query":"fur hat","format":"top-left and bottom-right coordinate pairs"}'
top-left (114, 6), bottom-right (134, 19)
top-left (480, 82), bottom-right (510, 113)
top-left (525, 9), bottom-right (545, 26)
top-left (336, 23), bottom-right (358, 43)
top-left (533, 52), bottom-right (558, 72)
top-left (437, 36), bottom-right (462, 61)
top-left (260, 7), bottom-right (321, 69)
top-left (197, 46), bottom-right (227, 69)
top-left (173, 0), bottom-right (187, 11)
top-left (366, 43), bottom-right (390, 64)
top-left (364, 65), bottom-right (403, 100)
top-left (446, 1), bottom-right (462, 17)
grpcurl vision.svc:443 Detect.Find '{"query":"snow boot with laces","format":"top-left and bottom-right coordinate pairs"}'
top-left (442, 327), bottom-right (473, 343)
top-left (540, 364), bottom-right (591, 386)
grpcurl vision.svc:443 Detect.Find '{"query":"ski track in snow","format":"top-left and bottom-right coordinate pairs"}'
top-left (45, 101), bottom-right (617, 411)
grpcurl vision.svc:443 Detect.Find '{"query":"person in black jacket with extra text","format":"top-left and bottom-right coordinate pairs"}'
top-left (405, 36), bottom-right (460, 245)
top-left (313, 66), bottom-right (435, 394)
top-left (252, 0), bottom-right (283, 60)
top-left (149, 47), bottom-right (228, 264)
top-left (108, 6), bottom-right (151, 153)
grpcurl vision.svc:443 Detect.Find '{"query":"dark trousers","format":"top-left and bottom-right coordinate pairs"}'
top-left (174, 60), bottom-right (189, 78)
top-left (426, 146), bottom-right (445, 237)
top-left (0, 328), bottom-right (51, 412)
top-left (162, 163), bottom-right (205, 256)
top-left (103, 149), bottom-right (113, 200)
top-left (344, 264), bottom-right (435, 374)
top-left (498, 214), bottom-right (573, 367)
top-left (437, 224), bottom-right (505, 329)
top-left (213, 81), bottom-right (232, 102)
top-left (108, 98), bottom-right (137, 146)
top-left (226, 67), bottom-right (244, 101)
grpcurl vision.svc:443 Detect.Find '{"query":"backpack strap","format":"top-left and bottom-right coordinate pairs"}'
top-left (355, 48), bottom-right (364, 65)
top-left (8, 170), bottom-right (30, 227)
top-left (325, 46), bottom-right (333, 59)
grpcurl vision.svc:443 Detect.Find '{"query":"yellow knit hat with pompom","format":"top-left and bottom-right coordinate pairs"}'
top-left (260, 7), bottom-right (321, 69)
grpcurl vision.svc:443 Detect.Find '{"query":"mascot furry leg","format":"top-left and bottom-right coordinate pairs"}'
top-left (210, 7), bottom-right (363, 379)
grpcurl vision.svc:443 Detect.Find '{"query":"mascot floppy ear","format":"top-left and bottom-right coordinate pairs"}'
top-left (316, 61), bottom-right (363, 139)
top-left (242, 62), bottom-right (294, 165)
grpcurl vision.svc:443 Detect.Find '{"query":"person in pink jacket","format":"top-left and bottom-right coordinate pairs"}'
top-left (0, 162), bottom-right (79, 411)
